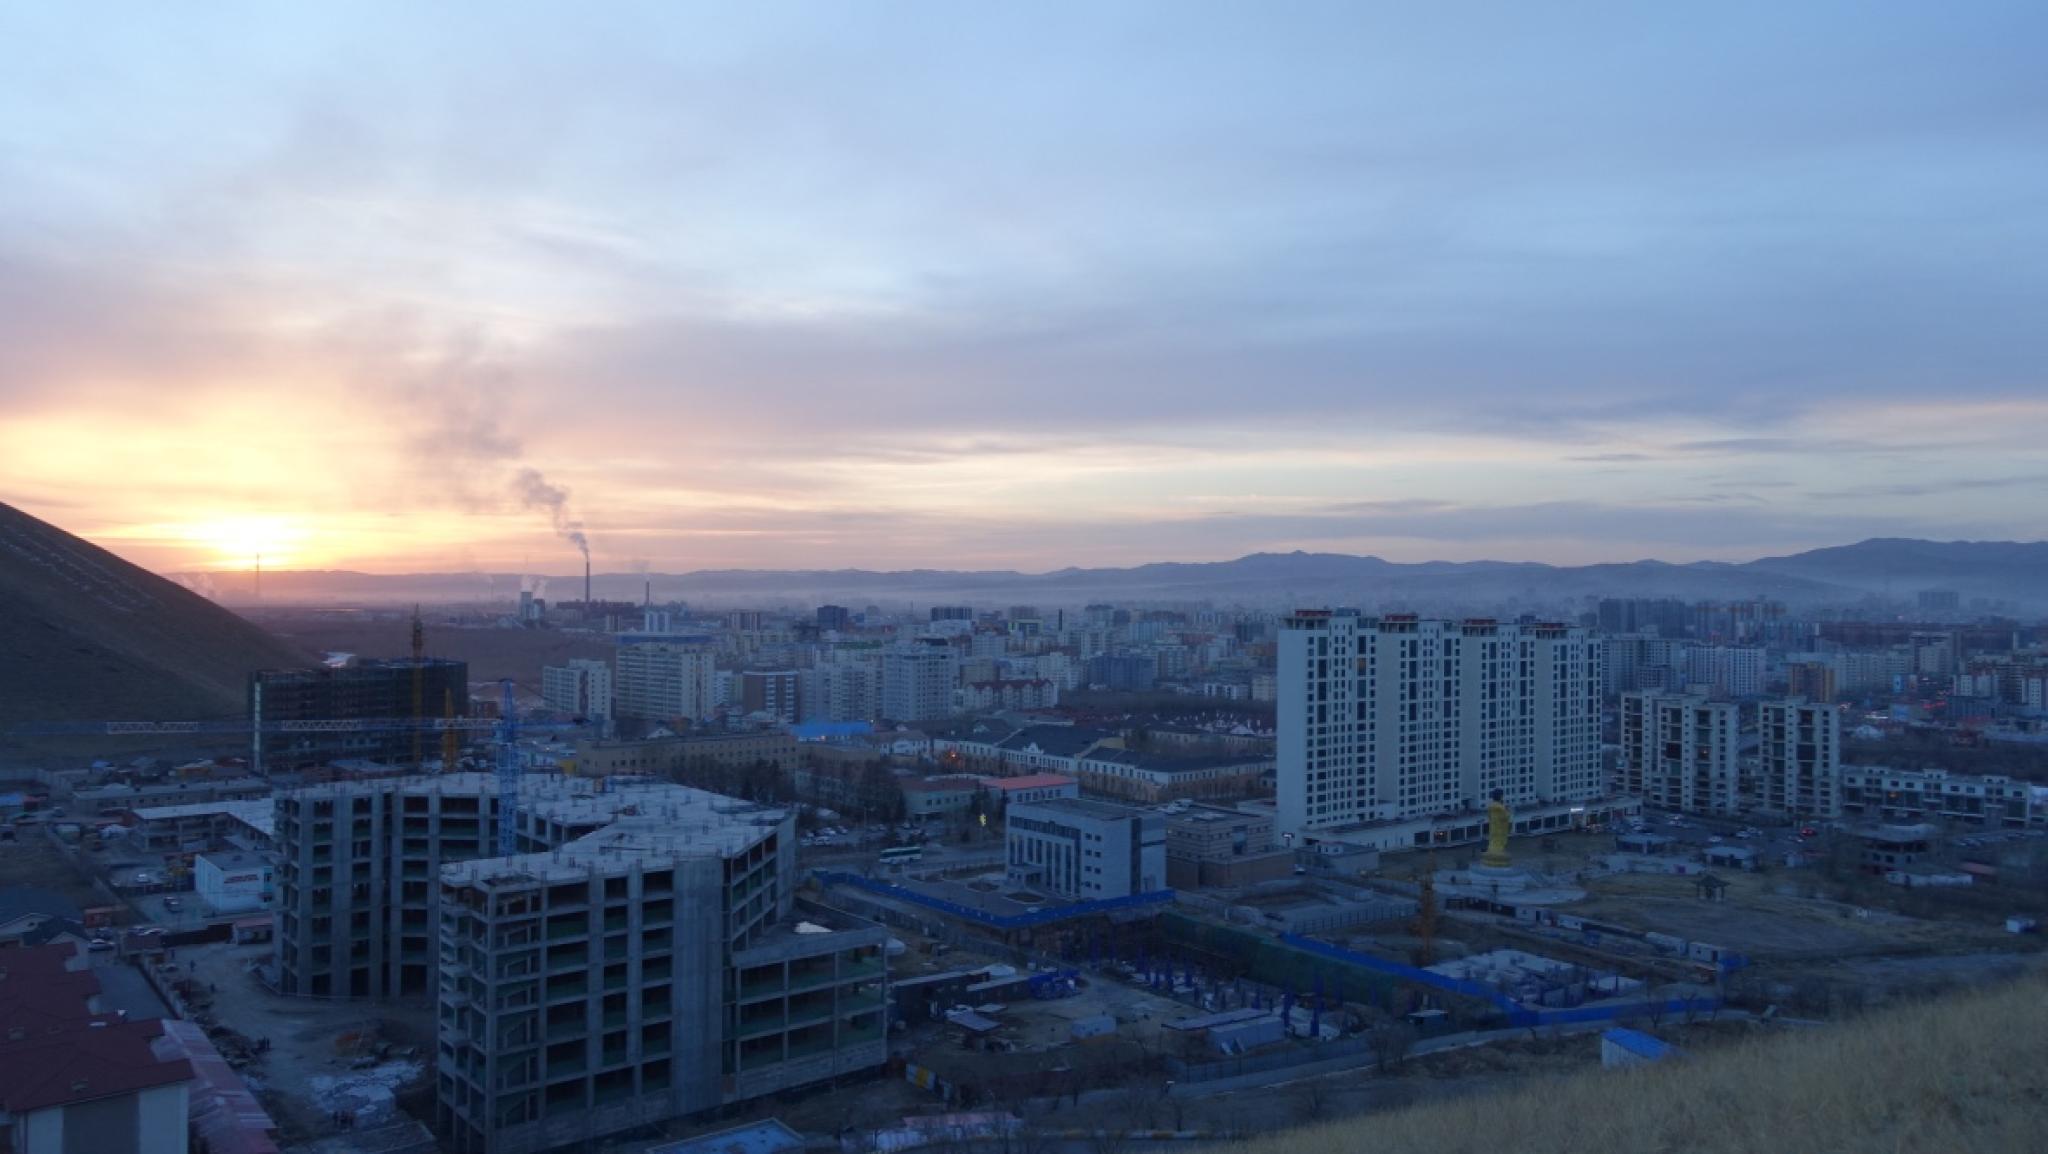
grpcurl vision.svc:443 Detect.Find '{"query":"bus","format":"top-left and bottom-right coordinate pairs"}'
top-left (878, 845), bottom-right (923, 868)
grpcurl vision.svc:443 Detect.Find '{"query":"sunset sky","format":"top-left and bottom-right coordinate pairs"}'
top-left (3, 2), bottom-right (2045, 577)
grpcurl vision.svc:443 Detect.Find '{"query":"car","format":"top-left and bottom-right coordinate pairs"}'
top-left (1707, 835), bottom-right (1724, 844)
top-left (1736, 831), bottom-right (1755, 839)
top-left (1800, 826), bottom-right (1819, 837)
top-left (162, 897), bottom-right (183, 911)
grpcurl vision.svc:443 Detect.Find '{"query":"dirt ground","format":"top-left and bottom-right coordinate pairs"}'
top-left (0, 835), bottom-right (119, 916)
top-left (178, 940), bottom-right (435, 1144)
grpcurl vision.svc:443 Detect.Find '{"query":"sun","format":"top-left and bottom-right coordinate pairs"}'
top-left (179, 516), bottom-right (312, 570)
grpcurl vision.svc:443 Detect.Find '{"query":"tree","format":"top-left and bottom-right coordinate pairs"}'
top-left (1371, 1021), bottom-right (1418, 1072)
top-left (1293, 1078), bottom-right (1331, 1121)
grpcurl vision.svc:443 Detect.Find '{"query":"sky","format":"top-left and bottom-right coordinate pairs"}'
top-left (2, 2), bottom-right (2045, 577)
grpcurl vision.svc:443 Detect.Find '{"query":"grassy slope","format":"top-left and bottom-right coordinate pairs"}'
top-left (1244, 971), bottom-right (2046, 1154)
top-left (0, 501), bottom-right (308, 756)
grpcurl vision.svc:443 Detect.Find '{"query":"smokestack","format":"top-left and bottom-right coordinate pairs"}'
top-left (585, 556), bottom-right (592, 607)
top-left (644, 578), bottom-right (650, 608)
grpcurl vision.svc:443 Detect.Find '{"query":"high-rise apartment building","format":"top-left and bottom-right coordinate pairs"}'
top-left (1599, 634), bottom-right (1691, 696)
top-left (881, 639), bottom-right (958, 723)
top-left (1617, 692), bottom-right (1740, 815)
top-left (541, 659), bottom-right (613, 721)
top-left (1276, 613), bottom-right (1601, 837)
top-left (613, 639), bottom-right (717, 722)
top-left (1756, 698), bottom-right (1841, 819)
top-left (799, 661), bottom-right (881, 723)
top-left (928, 606), bottom-right (974, 623)
top-left (1785, 660), bottom-right (1838, 703)
top-left (273, 774), bottom-right (887, 1154)
top-left (738, 670), bottom-right (801, 723)
top-left (1685, 646), bottom-right (1765, 698)
top-left (249, 658), bottom-right (469, 774)
top-left (815, 604), bottom-right (851, 631)
top-left (1595, 598), bottom-right (1690, 638)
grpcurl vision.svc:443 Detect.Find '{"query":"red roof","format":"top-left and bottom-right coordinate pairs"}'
top-left (0, 1018), bottom-right (191, 1113)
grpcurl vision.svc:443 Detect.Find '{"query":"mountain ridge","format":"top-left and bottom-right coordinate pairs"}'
top-left (170, 537), bottom-right (2047, 610)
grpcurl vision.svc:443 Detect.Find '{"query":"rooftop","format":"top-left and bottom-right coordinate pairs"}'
top-left (1009, 796), bottom-right (1149, 823)
top-left (441, 811), bottom-right (784, 887)
top-left (125, 798), bottom-right (277, 837)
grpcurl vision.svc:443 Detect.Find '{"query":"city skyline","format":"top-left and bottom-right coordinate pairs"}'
top-left (5, 3), bottom-right (2047, 576)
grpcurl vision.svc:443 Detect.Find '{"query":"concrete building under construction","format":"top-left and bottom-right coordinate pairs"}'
top-left (271, 773), bottom-right (888, 1154)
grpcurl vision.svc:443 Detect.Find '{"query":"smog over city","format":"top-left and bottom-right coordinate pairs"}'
top-left (1, 5), bottom-right (2044, 1154)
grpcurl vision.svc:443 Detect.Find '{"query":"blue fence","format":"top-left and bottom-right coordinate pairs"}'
top-left (812, 870), bottom-right (1174, 930)
top-left (1280, 933), bottom-right (1718, 1028)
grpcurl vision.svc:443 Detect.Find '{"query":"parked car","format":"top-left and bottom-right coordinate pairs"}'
top-left (162, 897), bottom-right (183, 911)
top-left (87, 939), bottom-right (116, 952)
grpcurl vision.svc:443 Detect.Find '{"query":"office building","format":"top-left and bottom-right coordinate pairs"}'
top-left (1755, 699), bottom-right (1841, 819)
top-left (881, 639), bottom-right (958, 723)
top-left (738, 670), bottom-right (801, 723)
top-left (614, 640), bottom-right (717, 723)
top-left (541, 659), bottom-right (614, 721)
top-left (815, 605), bottom-right (851, 631)
top-left (1275, 614), bottom-right (1602, 838)
top-left (1005, 798), bottom-right (1164, 900)
top-left (1618, 692), bottom-right (1740, 815)
top-left (249, 658), bottom-right (469, 774)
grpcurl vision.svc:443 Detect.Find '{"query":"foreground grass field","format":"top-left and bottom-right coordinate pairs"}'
top-left (1241, 968), bottom-right (2047, 1154)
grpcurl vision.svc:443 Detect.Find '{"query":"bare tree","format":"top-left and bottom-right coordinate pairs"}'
top-left (1292, 1078), bottom-right (1332, 1121)
top-left (1372, 1021), bottom-right (1419, 1072)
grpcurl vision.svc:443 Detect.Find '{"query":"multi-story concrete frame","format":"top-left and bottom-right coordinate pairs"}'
top-left (1276, 613), bottom-right (1601, 837)
top-left (1005, 798), bottom-right (1164, 900)
top-left (249, 658), bottom-right (469, 774)
top-left (1618, 692), bottom-right (1740, 815)
top-left (1756, 698), bottom-right (1842, 820)
top-left (434, 809), bottom-right (886, 1154)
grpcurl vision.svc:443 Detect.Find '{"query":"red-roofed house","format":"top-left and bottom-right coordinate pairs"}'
top-left (0, 945), bottom-right (193, 1154)
top-left (973, 774), bottom-right (1080, 806)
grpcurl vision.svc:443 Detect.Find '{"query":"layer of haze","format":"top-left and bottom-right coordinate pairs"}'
top-left (2, 2), bottom-right (2045, 575)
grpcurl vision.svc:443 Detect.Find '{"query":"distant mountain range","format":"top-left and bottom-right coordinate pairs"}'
top-left (179, 537), bottom-right (2048, 612)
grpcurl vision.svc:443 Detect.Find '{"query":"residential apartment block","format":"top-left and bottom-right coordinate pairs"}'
top-left (1617, 692), bottom-right (1740, 815)
top-left (613, 640), bottom-right (717, 722)
top-left (541, 659), bottom-right (614, 722)
top-left (1276, 613), bottom-right (1602, 837)
top-left (1755, 699), bottom-right (1842, 819)
top-left (881, 639), bottom-right (959, 723)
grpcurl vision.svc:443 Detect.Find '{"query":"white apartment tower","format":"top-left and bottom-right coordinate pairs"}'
top-left (1276, 613), bottom-right (1601, 836)
top-left (1618, 691), bottom-right (1740, 815)
top-left (541, 659), bottom-right (614, 721)
top-left (613, 641), bottom-right (717, 722)
top-left (881, 638), bottom-right (959, 723)
top-left (1756, 698), bottom-right (1842, 819)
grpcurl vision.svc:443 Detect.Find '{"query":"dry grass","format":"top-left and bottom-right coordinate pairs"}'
top-left (1237, 970), bottom-right (2048, 1154)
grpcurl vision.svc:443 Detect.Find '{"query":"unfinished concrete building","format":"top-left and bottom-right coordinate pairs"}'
top-left (272, 772), bottom-right (887, 1154)
top-left (434, 814), bottom-right (886, 1154)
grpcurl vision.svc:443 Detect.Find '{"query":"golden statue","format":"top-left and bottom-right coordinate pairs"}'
top-left (1482, 790), bottom-right (1512, 868)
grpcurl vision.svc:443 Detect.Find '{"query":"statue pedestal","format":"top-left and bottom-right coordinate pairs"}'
top-left (1434, 863), bottom-right (1585, 906)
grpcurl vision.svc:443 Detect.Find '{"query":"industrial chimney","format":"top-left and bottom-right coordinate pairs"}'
top-left (585, 556), bottom-right (592, 606)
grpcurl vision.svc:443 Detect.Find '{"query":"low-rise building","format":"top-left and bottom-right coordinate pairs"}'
top-left (193, 852), bottom-right (274, 915)
top-left (1855, 823), bottom-right (1940, 874)
top-left (1163, 805), bottom-right (1293, 888)
top-left (1005, 798), bottom-right (1165, 900)
top-left (570, 732), bottom-right (797, 778)
top-left (121, 800), bottom-right (276, 853)
top-left (1073, 749), bottom-right (1273, 803)
top-left (1839, 767), bottom-right (2047, 828)
top-left (0, 944), bottom-right (194, 1154)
